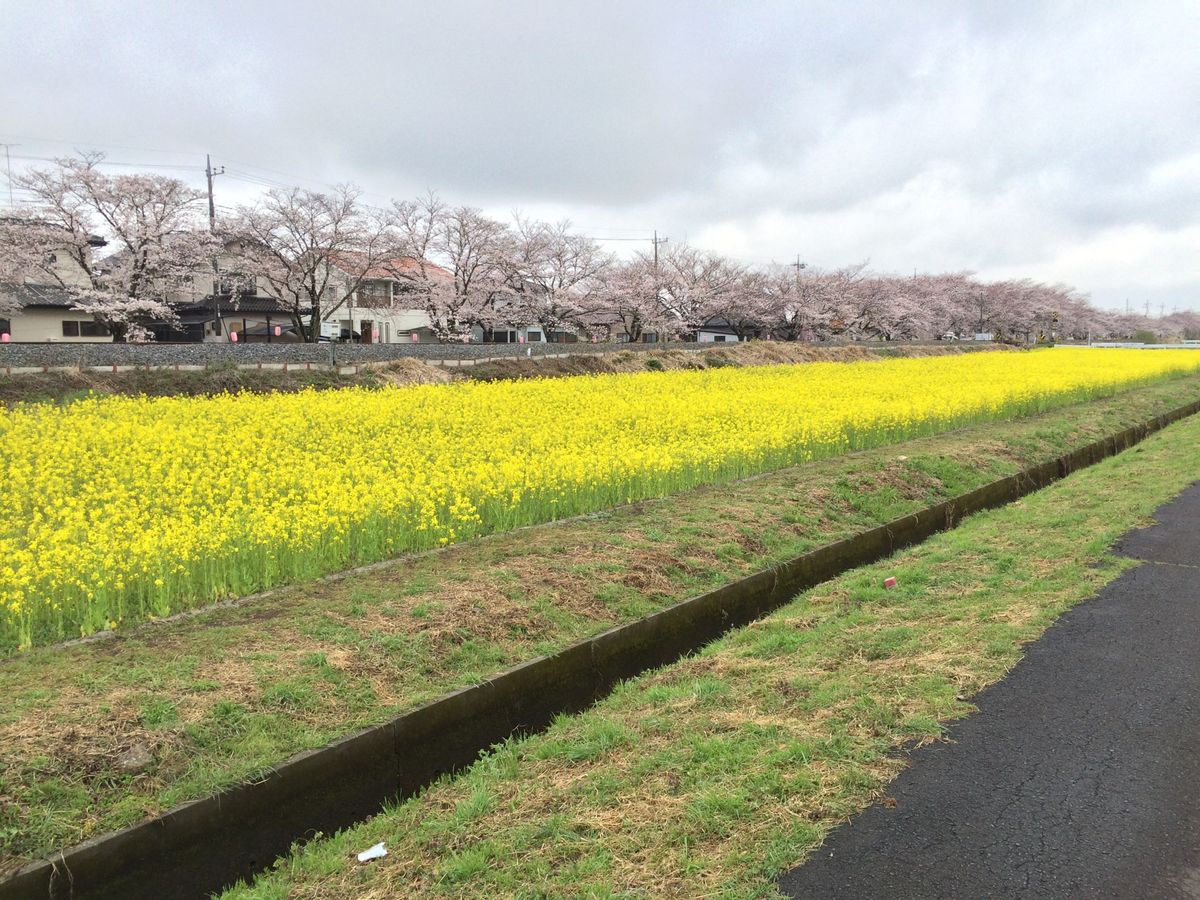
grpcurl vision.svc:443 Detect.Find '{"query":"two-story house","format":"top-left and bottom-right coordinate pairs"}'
top-left (0, 221), bottom-right (115, 343)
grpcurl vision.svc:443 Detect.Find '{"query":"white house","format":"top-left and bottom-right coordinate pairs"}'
top-left (0, 283), bottom-right (114, 343)
top-left (0, 223), bottom-right (114, 343)
top-left (696, 318), bottom-right (746, 343)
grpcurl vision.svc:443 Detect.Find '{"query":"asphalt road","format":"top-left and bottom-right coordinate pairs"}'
top-left (779, 481), bottom-right (1200, 900)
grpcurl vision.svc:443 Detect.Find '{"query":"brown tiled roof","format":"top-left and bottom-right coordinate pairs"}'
top-left (328, 252), bottom-right (453, 282)
top-left (0, 281), bottom-right (78, 308)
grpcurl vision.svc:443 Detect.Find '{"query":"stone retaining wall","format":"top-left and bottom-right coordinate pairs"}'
top-left (0, 341), bottom-right (698, 370)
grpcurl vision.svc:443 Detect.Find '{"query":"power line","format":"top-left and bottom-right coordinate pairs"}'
top-left (0, 134), bottom-right (204, 158)
top-left (6, 153), bottom-right (203, 171)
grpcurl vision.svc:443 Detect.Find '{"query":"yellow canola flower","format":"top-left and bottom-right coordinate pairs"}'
top-left (1, 347), bottom-right (1197, 651)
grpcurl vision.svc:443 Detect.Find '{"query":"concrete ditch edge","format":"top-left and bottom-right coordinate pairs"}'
top-left (5, 397), bottom-right (1199, 900)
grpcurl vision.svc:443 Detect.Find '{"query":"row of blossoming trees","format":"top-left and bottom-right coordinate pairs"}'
top-left (1, 154), bottom-right (1195, 343)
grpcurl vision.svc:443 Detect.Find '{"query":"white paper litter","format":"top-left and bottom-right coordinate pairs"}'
top-left (357, 842), bottom-right (388, 863)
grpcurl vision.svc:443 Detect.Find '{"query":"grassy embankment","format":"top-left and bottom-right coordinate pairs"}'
top-left (0, 341), bottom-right (1002, 406)
top-left (0, 374), bottom-right (1197, 875)
top-left (223, 398), bottom-right (1200, 899)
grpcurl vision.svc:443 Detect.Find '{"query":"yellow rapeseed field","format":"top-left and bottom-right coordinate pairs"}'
top-left (2, 348), bottom-right (1198, 651)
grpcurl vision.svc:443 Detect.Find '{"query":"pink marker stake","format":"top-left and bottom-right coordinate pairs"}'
top-left (230, 331), bottom-right (238, 343)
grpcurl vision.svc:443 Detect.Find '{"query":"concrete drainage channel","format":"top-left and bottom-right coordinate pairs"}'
top-left (5, 398), bottom-right (1199, 900)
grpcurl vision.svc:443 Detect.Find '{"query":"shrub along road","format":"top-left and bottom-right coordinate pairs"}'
top-left (779, 481), bottom-right (1200, 899)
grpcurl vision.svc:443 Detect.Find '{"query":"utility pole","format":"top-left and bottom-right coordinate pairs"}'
top-left (793, 256), bottom-right (809, 340)
top-left (205, 154), bottom-right (224, 231)
top-left (0, 143), bottom-right (18, 208)
top-left (651, 230), bottom-right (669, 274)
top-left (205, 154), bottom-right (225, 339)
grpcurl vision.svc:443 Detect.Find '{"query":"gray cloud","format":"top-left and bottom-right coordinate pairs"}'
top-left (1, 0), bottom-right (1197, 310)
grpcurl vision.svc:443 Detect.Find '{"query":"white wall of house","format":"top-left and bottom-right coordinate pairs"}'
top-left (697, 330), bottom-right (743, 343)
top-left (1, 308), bottom-right (113, 342)
top-left (44, 251), bottom-right (94, 289)
top-left (470, 324), bottom-right (549, 343)
top-left (336, 307), bottom-right (437, 343)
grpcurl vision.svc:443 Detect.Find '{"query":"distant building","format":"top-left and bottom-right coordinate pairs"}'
top-left (323, 252), bottom-right (450, 344)
top-left (696, 318), bottom-right (745, 343)
top-left (0, 222), bottom-right (112, 342)
top-left (0, 283), bottom-right (113, 343)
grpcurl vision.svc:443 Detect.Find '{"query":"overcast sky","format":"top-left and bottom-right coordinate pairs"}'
top-left (1, 0), bottom-right (1197, 311)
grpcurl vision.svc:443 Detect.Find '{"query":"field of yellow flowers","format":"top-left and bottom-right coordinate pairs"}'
top-left (2, 348), bottom-right (1198, 652)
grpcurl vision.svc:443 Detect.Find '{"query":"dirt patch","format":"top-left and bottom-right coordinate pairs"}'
top-left (367, 358), bottom-right (453, 386)
top-left (454, 342), bottom-right (1014, 384)
top-left (0, 365), bottom-right (381, 408)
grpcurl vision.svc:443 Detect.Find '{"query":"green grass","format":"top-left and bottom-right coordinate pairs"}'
top-left (222, 406), bottom-right (1200, 899)
top-left (0, 376), bottom-right (1198, 876)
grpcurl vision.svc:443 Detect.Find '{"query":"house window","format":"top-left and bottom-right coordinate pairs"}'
top-left (216, 273), bottom-right (256, 296)
top-left (358, 281), bottom-right (390, 303)
top-left (0, 317), bottom-right (9, 336)
top-left (713, 334), bottom-right (727, 342)
top-left (62, 320), bottom-right (109, 337)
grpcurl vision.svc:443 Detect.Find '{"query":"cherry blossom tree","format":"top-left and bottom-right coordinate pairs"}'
top-left (501, 216), bottom-right (611, 340)
top-left (3, 157), bottom-right (1141, 349)
top-left (229, 185), bottom-right (395, 342)
top-left (708, 268), bottom-right (772, 339)
top-left (387, 195), bottom-right (511, 341)
top-left (657, 244), bottom-right (744, 337)
top-left (0, 154), bottom-right (220, 340)
top-left (587, 255), bottom-right (673, 342)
